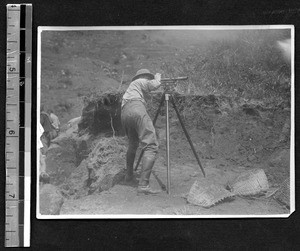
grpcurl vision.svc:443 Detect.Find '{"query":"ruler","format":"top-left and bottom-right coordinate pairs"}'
top-left (6, 4), bottom-right (32, 247)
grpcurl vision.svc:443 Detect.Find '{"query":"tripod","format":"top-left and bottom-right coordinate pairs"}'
top-left (134, 89), bottom-right (206, 194)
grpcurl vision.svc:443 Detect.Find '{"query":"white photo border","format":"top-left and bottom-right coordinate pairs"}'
top-left (36, 25), bottom-right (295, 219)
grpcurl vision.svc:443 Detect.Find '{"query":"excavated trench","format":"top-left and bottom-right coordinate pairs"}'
top-left (44, 91), bottom-right (291, 212)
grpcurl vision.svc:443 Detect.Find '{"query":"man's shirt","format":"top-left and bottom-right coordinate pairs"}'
top-left (122, 78), bottom-right (161, 107)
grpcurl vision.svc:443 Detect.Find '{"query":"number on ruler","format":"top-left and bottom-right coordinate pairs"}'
top-left (9, 194), bottom-right (15, 198)
top-left (9, 67), bottom-right (16, 72)
top-left (26, 56), bottom-right (31, 63)
top-left (9, 130), bottom-right (15, 135)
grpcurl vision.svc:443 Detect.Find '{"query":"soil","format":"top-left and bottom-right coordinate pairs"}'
top-left (40, 30), bottom-right (291, 216)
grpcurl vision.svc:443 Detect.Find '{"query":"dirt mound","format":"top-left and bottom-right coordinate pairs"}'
top-left (45, 124), bottom-right (91, 185)
top-left (78, 90), bottom-right (124, 136)
top-left (60, 137), bottom-right (127, 199)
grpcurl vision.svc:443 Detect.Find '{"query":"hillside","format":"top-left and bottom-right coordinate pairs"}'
top-left (40, 29), bottom-right (291, 216)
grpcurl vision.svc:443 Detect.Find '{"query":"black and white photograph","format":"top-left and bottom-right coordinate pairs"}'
top-left (37, 26), bottom-right (294, 218)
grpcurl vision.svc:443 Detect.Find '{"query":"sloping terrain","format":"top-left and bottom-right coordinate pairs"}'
top-left (40, 30), bottom-right (291, 216)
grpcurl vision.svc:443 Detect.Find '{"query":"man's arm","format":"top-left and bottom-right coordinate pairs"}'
top-left (146, 73), bottom-right (161, 91)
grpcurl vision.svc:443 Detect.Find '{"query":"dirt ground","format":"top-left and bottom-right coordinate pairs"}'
top-left (40, 30), bottom-right (291, 216)
top-left (60, 161), bottom-right (287, 216)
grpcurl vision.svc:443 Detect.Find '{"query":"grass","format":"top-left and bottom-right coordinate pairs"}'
top-left (159, 30), bottom-right (291, 104)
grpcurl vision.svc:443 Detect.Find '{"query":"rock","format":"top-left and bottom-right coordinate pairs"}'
top-left (39, 184), bottom-right (64, 215)
top-left (65, 137), bottom-right (127, 198)
top-left (46, 130), bottom-right (92, 185)
top-left (45, 137), bottom-right (77, 185)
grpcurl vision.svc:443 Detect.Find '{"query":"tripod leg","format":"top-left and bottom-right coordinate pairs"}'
top-left (134, 92), bottom-right (165, 172)
top-left (170, 96), bottom-right (206, 177)
top-left (165, 94), bottom-right (171, 194)
top-left (152, 170), bottom-right (166, 191)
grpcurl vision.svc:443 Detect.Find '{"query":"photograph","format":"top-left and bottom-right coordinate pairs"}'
top-left (37, 26), bottom-right (294, 218)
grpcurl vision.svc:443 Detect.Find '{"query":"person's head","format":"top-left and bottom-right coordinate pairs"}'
top-left (132, 69), bottom-right (154, 81)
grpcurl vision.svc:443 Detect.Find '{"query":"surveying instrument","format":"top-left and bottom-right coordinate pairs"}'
top-left (134, 76), bottom-right (206, 194)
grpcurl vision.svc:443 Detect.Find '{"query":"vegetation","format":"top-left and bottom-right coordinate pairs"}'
top-left (160, 30), bottom-right (291, 104)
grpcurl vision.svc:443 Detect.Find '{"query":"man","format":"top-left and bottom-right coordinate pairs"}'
top-left (38, 122), bottom-right (50, 184)
top-left (40, 107), bottom-right (57, 149)
top-left (121, 69), bottom-right (162, 194)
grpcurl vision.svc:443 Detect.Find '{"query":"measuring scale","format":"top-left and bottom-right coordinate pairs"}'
top-left (6, 4), bottom-right (32, 247)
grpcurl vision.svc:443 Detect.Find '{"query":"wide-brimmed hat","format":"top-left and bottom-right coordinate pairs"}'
top-left (132, 69), bottom-right (154, 81)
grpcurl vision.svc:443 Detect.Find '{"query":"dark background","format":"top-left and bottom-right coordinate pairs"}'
top-left (0, 0), bottom-right (299, 249)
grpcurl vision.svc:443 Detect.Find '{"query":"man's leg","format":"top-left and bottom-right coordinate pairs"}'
top-left (39, 150), bottom-right (50, 184)
top-left (137, 113), bottom-right (160, 194)
top-left (121, 105), bottom-right (139, 182)
top-left (125, 137), bottom-right (138, 182)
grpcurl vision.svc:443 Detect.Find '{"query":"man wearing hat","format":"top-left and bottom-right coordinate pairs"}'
top-left (121, 69), bottom-right (162, 194)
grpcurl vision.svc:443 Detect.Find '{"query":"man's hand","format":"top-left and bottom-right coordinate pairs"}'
top-left (155, 73), bottom-right (161, 82)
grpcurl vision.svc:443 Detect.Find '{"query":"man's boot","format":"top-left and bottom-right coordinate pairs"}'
top-left (125, 150), bottom-right (136, 182)
top-left (137, 156), bottom-right (161, 195)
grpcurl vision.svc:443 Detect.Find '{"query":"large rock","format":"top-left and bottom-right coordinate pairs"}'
top-left (63, 137), bottom-right (127, 198)
top-left (46, 127), bottom-right (91, 185)
top-left (39, 184), bottom-right (64, 215)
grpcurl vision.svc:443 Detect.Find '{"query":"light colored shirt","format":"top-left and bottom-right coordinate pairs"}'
top-left (122, 78), bottom-right (161, 107)
top-left (49, 113), bottom-right (60, 130)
